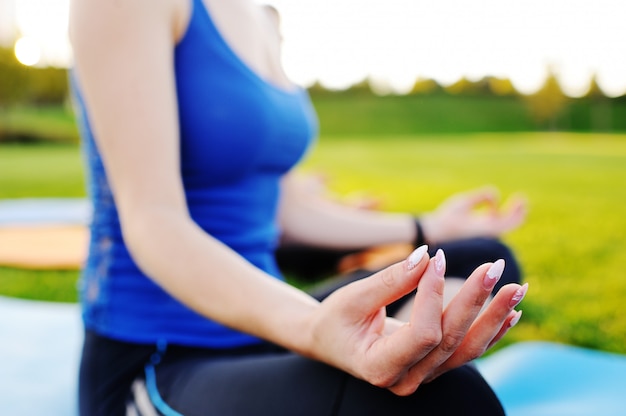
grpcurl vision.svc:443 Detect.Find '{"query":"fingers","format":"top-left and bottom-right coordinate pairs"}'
top-left (340, 245), bottom-right (430, 319)
top-left (395, 260), bottom-right (504, 389)
top-left (437, 282), bottom-right (528, 371)
top-left (464, 187), bottom-right (527, 223)
top-left (504, 195), bottom-right (528, 227)
top-left (487, 310), bottom-right (522, 349)
top-left (454, 188), bottom-right (520, 235)
top-left (436, 260), bottom-right (504, 353)
top-left (442, 260), bottom-right (505, 322)
top-left (398, 250), bottom-right (447, 358)
top-left (462, 186), bottom-right (500, 209)
top-left (368, 250), bottom-right (447, 390)
top-left (340, 248), bottom-right (526, 396)
top-left (479, 193), bottom-right (527, 236)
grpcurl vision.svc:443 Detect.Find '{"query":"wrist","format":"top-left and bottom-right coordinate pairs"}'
top-left (296, 306), bottom-right (320, 359)
top-left (412, 217), bottom-right (427, 247)
top-left (277, 294), bottom-right (322, 359)
top-left (415, 214), bottom-right (438, 246)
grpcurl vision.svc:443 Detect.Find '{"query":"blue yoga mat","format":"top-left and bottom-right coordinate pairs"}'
top-left (0, 296), bottom-right (82, 415)
top-left (1, 295), bottom-right (625, 415)
top-left (476, 341), bottom-right (626, 415)
top-left (0, 198), bottom-right (91, 226)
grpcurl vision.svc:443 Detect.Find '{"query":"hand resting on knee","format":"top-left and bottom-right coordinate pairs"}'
top-left (306, 245), bottom-right (527, 396)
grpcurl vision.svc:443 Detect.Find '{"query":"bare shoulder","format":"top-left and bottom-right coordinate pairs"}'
top-left (69, 0), bottom-right (190, 49)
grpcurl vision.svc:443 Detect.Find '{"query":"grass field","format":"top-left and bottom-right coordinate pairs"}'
top-left (0, 143), bottom-right (85, 198)
top-left (0, 142), bottom-right (85, 302)
top-left (0, 105), bottom-right (80, 144)
top-left (1, 133), bottom-right (625, 354)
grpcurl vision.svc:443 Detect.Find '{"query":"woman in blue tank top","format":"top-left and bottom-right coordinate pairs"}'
top-left (69, 0), bottom-right (528, 414)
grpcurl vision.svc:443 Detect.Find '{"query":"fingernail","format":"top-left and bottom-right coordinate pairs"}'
top-left (483, 259), bottom-right (505, 290)
top-left (509, 283), bottom-right (528, 308)
top-left (407, 245), bottom-right (428, 271)
top-left (434, 249), bottom-right (446, 277)
top-left (509, 310), bottom-right (523, 328)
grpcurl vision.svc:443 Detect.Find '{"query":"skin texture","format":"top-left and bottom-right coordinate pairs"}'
top-left (69, 0), bottom-right (527, 396)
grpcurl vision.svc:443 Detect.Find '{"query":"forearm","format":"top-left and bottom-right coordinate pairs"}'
top-left (284, 205), bottom-right (414, 249)
top-left (122, 207), bottom-right (318, 356)
top-left (278, 178), bottom-right (416, 250)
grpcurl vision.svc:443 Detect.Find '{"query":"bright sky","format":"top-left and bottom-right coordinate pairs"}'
top-left (13, 0), bottom-right (71, 67)
top-left (10, 0), bottom-right (626, 97)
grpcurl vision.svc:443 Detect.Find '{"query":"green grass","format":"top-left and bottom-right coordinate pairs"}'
top-left (0, 142), bottom-right (85, 198)
top-left (0, 267), bottom-right (79, 303)
top-left (311, 93), bottom-right (535, 135)
top-left (0, 142), bottom-right (84, 303)
top-left (1, 132), bottom-right (625, 354)
top-left (310, 91), bottom-right (626, 135)
top-left (0, 105), bottom-right (80, 144)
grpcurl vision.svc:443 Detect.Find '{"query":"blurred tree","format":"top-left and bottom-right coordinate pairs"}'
top-left (0, 46), bottom-right (28, 106)
top-left (524, 69), bottom-right (569, 130)
top-left (487, 76), bottom-right (516, 96)
top-left (25, 66), bottom-right (69, 105)
top-left (1, 46), bottom-right (70, 143)
top-left (584, 74), bottom-right (611, 132)
top-left (444, 77), bottom-right (486, 95)
top-left (306, 80), bottom-right (327, 95)
top-left (443, 77), bottom-right (470, 95)
top-left (352, 78), bottom-right (376, 96)
top-left (443, 77), bottom-right (499, 96)
top-left (584, 74), bottom-right (605, 100)
top-left (409, 77), bottom-right (441, 95)
top-left (0, 46), bottom-right (68, 107)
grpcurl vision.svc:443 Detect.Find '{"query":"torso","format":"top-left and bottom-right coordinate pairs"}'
top-left (75, 0), bottom-right (318, 348)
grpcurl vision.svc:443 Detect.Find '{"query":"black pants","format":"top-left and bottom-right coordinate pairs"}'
top-left (80, 332), bottom-right (505, 416)
top-left (80, 238), bottom-right (518, 415)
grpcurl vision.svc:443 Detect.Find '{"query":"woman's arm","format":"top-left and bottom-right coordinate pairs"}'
top-left (278, 173), bottom-right (416, 250)
top-left (69, 0), bottom-right (319, 354)
top-left (279, 174), bottom-right (527, 249)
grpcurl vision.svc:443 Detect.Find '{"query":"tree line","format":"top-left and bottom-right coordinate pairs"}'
top-left (1, 45), bottom-right (625, 138)
top-left (0, 47), bottom-right (68, 107)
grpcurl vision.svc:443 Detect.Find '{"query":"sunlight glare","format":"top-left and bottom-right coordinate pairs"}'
top-left (14, 36), bottom-right (41, 66)
top-left (16, 0), bottom-right (72, 67)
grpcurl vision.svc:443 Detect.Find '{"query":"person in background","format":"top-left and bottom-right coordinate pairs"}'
top-left (69, 0), bottom-right (528, 414)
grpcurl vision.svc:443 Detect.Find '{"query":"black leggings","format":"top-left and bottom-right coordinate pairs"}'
top-left (79, 238), bottom-right (518, 415)
top-left (80, 331), bottom-right (505, 416)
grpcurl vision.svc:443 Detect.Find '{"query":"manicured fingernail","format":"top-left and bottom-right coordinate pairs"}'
top-left (407, 245), bottom-right (428, 270)
top-left (509, 283), bottom-right (528, 308)
top-left (434, 249), bottom-right (446, 277)
top-left (509, 310), bottom-right (523, 328)
top-left (483, 259), bottom-right (504, 290)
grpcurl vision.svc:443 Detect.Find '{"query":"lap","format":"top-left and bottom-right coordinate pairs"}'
top-left (145, 343), bottom-right (504, 416)
top-left (83, 238), bottom-right (517, 415)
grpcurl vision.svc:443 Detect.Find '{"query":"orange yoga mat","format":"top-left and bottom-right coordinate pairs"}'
top-left (0, 225), bottom-right (88, 270)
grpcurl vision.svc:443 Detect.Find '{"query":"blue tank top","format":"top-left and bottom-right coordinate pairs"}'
top-left (72, 0), bottom-right (318, 348)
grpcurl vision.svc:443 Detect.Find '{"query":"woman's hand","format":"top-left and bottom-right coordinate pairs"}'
top-left (307, 246), bottom-right (526, 396)
top-left (420, 187), bottom-right (527, 245)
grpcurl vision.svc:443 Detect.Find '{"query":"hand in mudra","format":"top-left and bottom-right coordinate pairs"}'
top-left (308, 245), bottom-right (526, 396)
top-left (421, 187), bottom-right (527, 245)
